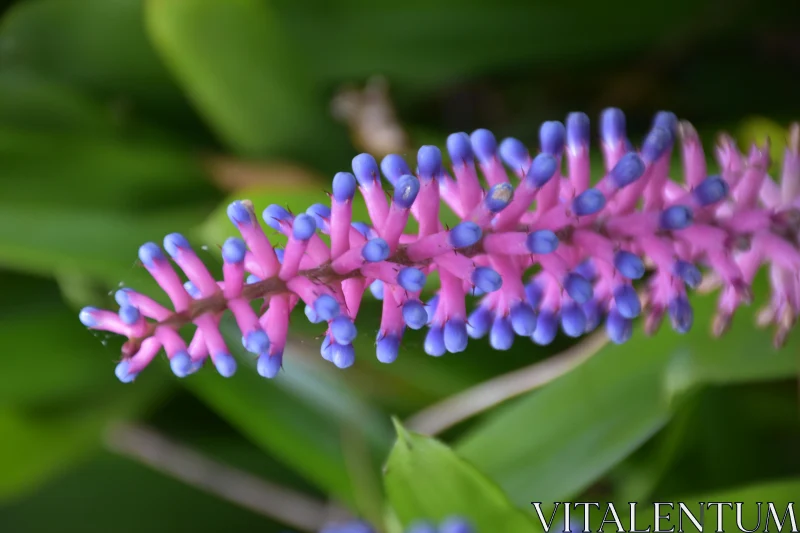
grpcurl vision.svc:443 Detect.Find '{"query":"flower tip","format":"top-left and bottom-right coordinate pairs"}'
top-left (572, 188), bottom-right (606, 216)
top-left (114, 288), bottom-right (132, 307)
top-left (653, 111), bottom-right (678, 140)
top-left (600, 107), bottom-right (627, 144)
top-left (369, 279), bottom-right (384, 300)
top-left (417, 145), bottom-right (443, 179)
top-left (467, 306), bottom-right (493, 339)
top-left (641, 126), bottom-right (672, 164)
top-left (531, 311), bottom-right (558, 346)
top-left (138, 242), bottom-right (165, 268)
top-left (471, 266), bottom-right (502, 293)
top-left (564, 272), bottom-right (593, 303)
top-left (393, 174), bottom-right (420, 208)
top-left (163, 232), bottom-right (190, 258)
top-left (376, 334), bottom-right (400, 363)
top-left (306, 203), bottom-right (331, 230)
top-left (678, 120), bottom-right (699, 143)
top-left (614, 250), bottom-right (645, 280)
top-left (443, 320), bottom-right (469, 353)
top-left (402, 300), bottom-right (428, 330)
top-left (183, 281), bottom-right (201, 298)
top-left (352, 153), bottom-right (380, 187)
top-left (257, 353), bottom-right (283, 378)
top-left (470, 128), bottom-right (497, 163)
top-left (510, 303), bottom-right (537, 336)
top-left (226, 200), bottom-right (253, 226)
top-left (331, 343), bottom-right (356, 368)
top-left (362, 238), bottom-right (390, 262)
top-left (540, 120), bottom-right (566, 155)
top-left (561, 302), bottom-right (588, 337)
top-left (243, 330), bottom-right (270, 355)
top-left (613, 285), bottom-right (642, 319)
top-left (170, 351), bottom-right (193, 378)
top-left (313, 294), bottom-right (340, 321)
top-left (115, 360), bottom-right (137, 383)
top-left (262, 204), bottom-right (292, 231)
top-left (291, 213), bottom-right (317, 240)
top-left (214, 353), bottom-right (237, 377)
top-left (397, 267), bottom-right (426, 292)
top-left (526, 153), bottom-right (559, 187)
top-left (526, 229), bottom-right (559, 254)
top-left (331, 316), bottom-right (358, 344)
top-left (221, 237), bottom-right (246, 264)
top-left (498, 137), bottom-right (529, 170)
top-left (610, 152), bottom-right (646, 188)
top-left (692, 175), bottom-right (729, 206)
top-left (79, 307), bottom-right (98, 327)
top-left (606, 309), bottom-right (633, 344)
top-left (449, 221), bottom-right (482, 248)
top-left (332, 172), bottom-right (357, 202)
top-left (668, 297), bottom-right (693, 334)
top-left (566, 112), bottom-right (590, 150)
top-left (660, 205), bottom-right (694, 230)
top-left (380, 154), bottom-right (411, 186)
top-left (118, 305), bottom-right (140, 325)
top-left (484, 182), bottom-right (514, 213)
top-left (446, 132), bottom-right (474, 166)
top-left (424, 326), bottom-right (446, 356)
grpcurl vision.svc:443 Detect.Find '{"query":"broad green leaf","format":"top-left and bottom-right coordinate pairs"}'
top-left (0, 378), bottom-right (166, 501)
top-left (0, 0), bottom-right (188, 117)
top-left (145, 0), bottom-right (345, 161)
top-left (384, 420), bottom-right (538, 532)
top-left (184, 316), bottom-right (392, 508)
top-left (456, 274), bottom-right (800, 507)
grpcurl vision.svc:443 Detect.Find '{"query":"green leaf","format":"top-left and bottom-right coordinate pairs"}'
top-left (0, 0), bottom-right (188, 117)
top-left (145, 0), bottom-right (343, 160)
top-left (384, 420), bottom-right (538, 532)
top-left (0, 378), bottom-right (166, 501)
top-left (184, 316), bottom-right (392, 508)
top-left (455, 274), bottom-right (800, 506)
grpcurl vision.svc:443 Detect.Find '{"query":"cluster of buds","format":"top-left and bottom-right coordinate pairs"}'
top-left (318, 517), bottom-right (474, 533)
top-left (78, 109), bottom-right (800, 382)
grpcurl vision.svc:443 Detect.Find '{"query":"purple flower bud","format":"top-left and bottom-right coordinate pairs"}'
top-left (402, 300), bottom-right (428, 330)
top-left (641, 127), bottom-right (672, 164)
top-left (600, 108), bottom-right (626, 145)
top-left (606, 309), bottom-right (633, 344)
top-left (669, 296), bottom-right (694, 333)
top-left (115, 360), bottom-right (137, 383)
top-left (609, 153), bottom-right (646, 188)
top-left (484, 183), bottom-right (514, 213)
top-left (425, 295), bottom-right (439, 323)
top-left (526, 153), bottom-right (559, 187)
top-left (331, 342), bottom-right (356, 369)
top-left (78, 307), bottom-right (98, 327)
top-left (564, 272), bottom-right (594, 303)
top-left (263, 204), bottom-right (291, 231)
top-left (305, 304), bottom-right (321, 323)
top-left (362, 238), bottom-right (390, 262)
top-left (674, 260), bottom-right (702, 288)
top-left (313, 294), bottom-right (340, 321)
top-left (499, 137), bottom-right (529, 169)
top-left (470, 129), bottom-right (497, 163)
top-left (653, 111), bottom-right (678, 141)
top-left (214, 353), bottom-right (237, 377)
top-left (614, 251), bottom-right (645, 279)
top-left (306, 204), bottom-right (331, 230)
top-left (222, 237), bottom-right (246, 263)
top-left (449, 221), bottom-right (482, 248)
top-left (582, 299), bottom-right (604, 332)
top-left (561, 302), bottom-right (587, 337)
top-left (510, 303), bottom-right (537, 336)
top-left (257, 352), bottom-right (282, 378)
top-left (381, 154), bottom-right (411, 186)
top-left (467, 305), bottom-right (493, 338)
top-left (163, 233), bottom-right (191, 257)
top-left (660, 205), bottom-right (693, 230)
top-left (138, 242), bottom-right (164, 268)
top-left (170, 351), bottom-right (193, 378)
top-left (393, 174), bottom-right (421, 208)
top-left (424, 326), bottom-right (446, 356)
top-left (352, 153), bottom-right (381, 187)
top-left (525, 281), bottom-right (544, 308)
top-left (118, 305), bottom-right (140, 325)
top-left (574, 259), bottom-right (597, 281)
top-left (332, 172), bottom-right (357, 202)
top-left (446, 132), bottom-right (474, 166)
top-left (532, 311), bottom-right (558, 345)
top-left (417, 145), bottom-right (443, 180)
top-left (566, 112), bottom-right (590, 150)
top-left (331, 316), bottom-right (358, 344)
top-left (227, 200), bottom-right (252, 226)
top-left (526, 230), bottom-right (559, 254)
top-left (398, 267), bottom-right (426, 292)
top-left (444, 319), bottom-right (469, 353)
top-left (320, 335), bottom-right (333, 361)
top-left (243, 330), bottom-right (270, 355)
top-left (376, 334), bottom-right (400, 363)
top-left (490, 315), bottom-right (515, 350)
top-left (472, 267), bottom-right (502, 293)
top-left (292, 214), bottom-right (316, 240)
top-left (613, 285), bottom-right (641, 319)
top-left (540, 120), bottom-right (566, 155)
top-left (692, 175), bottom-right (729, 206)
top-left (369, 280), bottom-right (384, 300)
top-left (572, 189), bottom-right (606, 216)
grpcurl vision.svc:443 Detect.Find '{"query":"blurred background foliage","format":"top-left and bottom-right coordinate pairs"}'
top-left (1, 0), bottom-right (799, 531)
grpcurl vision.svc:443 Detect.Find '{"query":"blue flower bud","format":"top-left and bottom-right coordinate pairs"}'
top-left (352, 153), bottom-right (381, 187)
top-left (243, 330), bottom-right (270, 355)
top-left (561, 302), bottom-right (587, 337)
top-left (376, 334), bottom-right (400, 364)
top-left (262, 204), bottom-right (291, 231)
top-left (510, 303), bottom-right (537, 336)
top-left (331, 343), bottom-right (356, 369)
top-left (393, 174), bottom-right (421, 209)
top-left (614, 251), bottom-right (645, 279)
top-left (472, 266), bottom-right (502, 293)
top-left (572, 189), bottom-right (606, 216)
top-left (306, 203), bottom-right (331, 230)
top-left (444, 319), bottom-right (468, 353)
top-left (660, 205), bottom-right (693, 230)
top-left (313, 294), bottom-right (340, 321)
top-left (257, 352), bottom-right (283, 378)
top-left (470, 129), bottom-right (497, 163)
top-left (490, 315), bottom-right (515, 350)
top-left (417, 145), bottom-right (443, 180)
top-left (674, 260), bottom-right (702, 288)
top-left (467, 305), bottom-right (493, 339)
top-left (449, 221), bottom-right (482, 248)
top-left (398, 267), bottom-right (426, 292)
top-left (320, 335), bottom-right (333, 361)
top-left (484, 183), bottom-right (514, 213)
top-left (532, 310), bottom-right (558, 345)
top-left (138, 242), bottom-right (165, 268)
top-left (499, 137), bottom-right (529, 169)
top-left (402, 300), bottom-right (428, 330)
top-left (641, 127), bottom-right (672, 164)
top-left (668, 296), bottom-right (693, 334)
top-left (381, 154), bottom-right (411, 186)
top-left (613, 285), bottom-right (641, 319)
top-left (606, 309), bottom-right (632, 344)
top-left (222, 237), bottom-right (246, 263)
top-left (369, 279), bottom-right (384, 300)
top-left (362, 238), bottom-right (390, 262)
top-left (566, 112), bottom-right (590, 150)
top-left (609, 153), bottom-right (646, 188)
top-left (692, 175), bottom-right (729, 206)
top-left (163, 233), bottom-right (191, 258)
top-left (564, 272), bottom-right (594, 303)
top-left (574, 259), bottom-right (597, 281)
top-left (214, 353), bottom-right (237, 377)
top-left (525, 281), bottom-right (543, 308)
top-left (447, 132), bottom-right (474, 166)
top-left (292, 213), bottom-right (317, 240)
top-left (540, 120), bottom-right (566, 155)
top-left (332, 172), bottom-right (357, 202)
top-left (526, 153), bottom-right (559, 187)
top-left (183, 281), bottom-right (201, 298)
top-left (601, 108), bottom-right (626, 145)
top-left (227, 200), bottom-right (252, 226)
top-left (424, 326), bottom-right (446, 357)
top-left (115, 360), bottom-right (137, 383)
top-left (170, 351), bottom-right (193, 378)
top-left (305, 304), bottom-right (321, 323)
top-left (331, 316), bottom-right (358, 344)
top-left (526, 229), bottom-right (559, 254)
top-left (118, 305), bottom-right (140, 325)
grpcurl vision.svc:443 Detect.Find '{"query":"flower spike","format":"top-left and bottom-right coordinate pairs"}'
top-left (80, 109), bottom-right (800, 381)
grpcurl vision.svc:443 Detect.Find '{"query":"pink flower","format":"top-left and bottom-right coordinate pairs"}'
top-left (79, 109), bottom-right (800, 382)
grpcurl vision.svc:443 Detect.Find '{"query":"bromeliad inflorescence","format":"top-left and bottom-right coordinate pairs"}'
top-left (79, 109), bottom-right (800, 382)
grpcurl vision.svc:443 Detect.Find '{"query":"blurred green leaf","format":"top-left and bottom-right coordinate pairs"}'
top-left (185, 317), bottom-right (392, 508)
top-left (384, 420), bottom-right (538, 532)
top-left (145, 0), bottom-right (343, 161)
top-left (0, 452), bottom-right (280, 533)
top-left (0, 0), bottom-right (189, 118)
top-left (0, 378), bottom-right (166, 501)
top-left (456, 274), bottom-right (800, 506)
